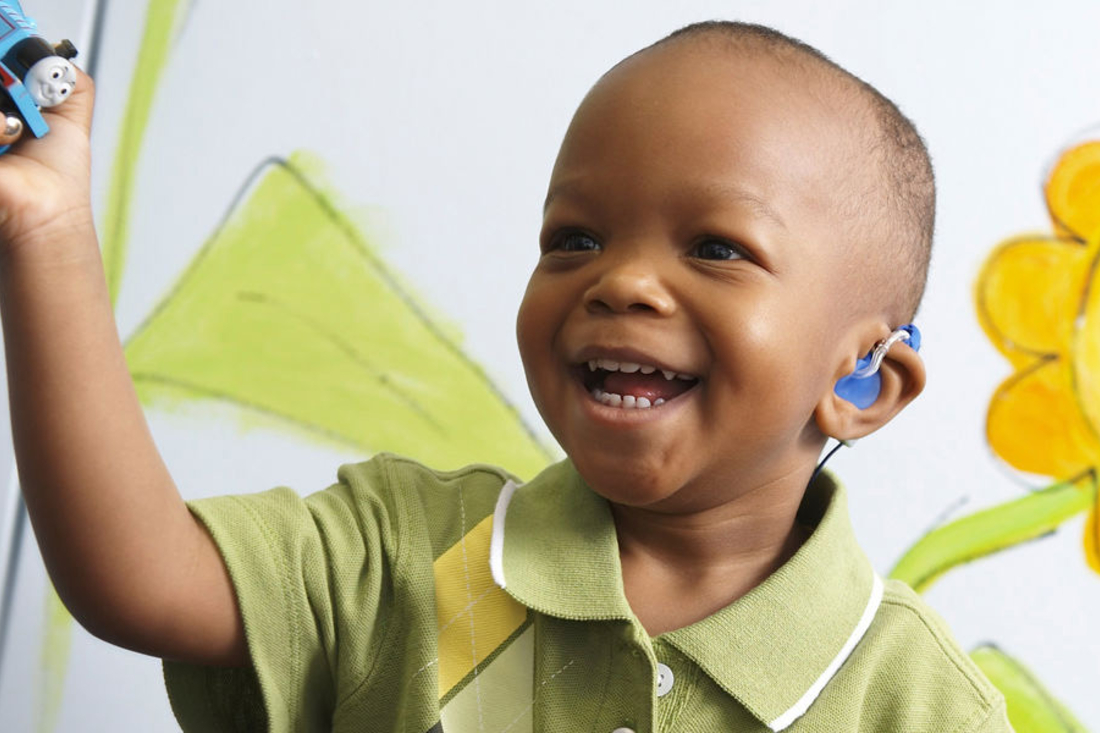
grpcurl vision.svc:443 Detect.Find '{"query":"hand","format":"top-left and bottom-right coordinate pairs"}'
top-left (0, 65), bottom-right (95, 263)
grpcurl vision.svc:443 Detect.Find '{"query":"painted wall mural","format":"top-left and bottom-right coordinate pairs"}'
top-left (2, 1), bottom-right (1100, 731)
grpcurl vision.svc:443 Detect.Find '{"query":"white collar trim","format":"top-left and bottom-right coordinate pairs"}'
top-left (489, 479), bottom-right (519, 589)
top-left (768, 573), bottom-right (885, 731)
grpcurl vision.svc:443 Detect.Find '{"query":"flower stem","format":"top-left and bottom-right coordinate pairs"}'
top-left (100, 0), bottom-right (189, 305)
top-left (890, 471), bottom-right (1095, 593)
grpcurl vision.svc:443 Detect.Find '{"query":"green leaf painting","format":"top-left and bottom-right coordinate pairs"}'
top-left (124, 153), bottom-right (553, 475)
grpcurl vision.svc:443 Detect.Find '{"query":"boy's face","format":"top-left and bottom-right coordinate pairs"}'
top-left (517, 43), bottom-right (873, 511)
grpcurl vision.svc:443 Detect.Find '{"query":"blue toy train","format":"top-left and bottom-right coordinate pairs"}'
top-left (0, 0), bottom-right (77, 154)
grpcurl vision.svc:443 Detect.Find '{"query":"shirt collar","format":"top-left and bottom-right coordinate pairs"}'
top-left (490, 459), bottom-right (881, 731)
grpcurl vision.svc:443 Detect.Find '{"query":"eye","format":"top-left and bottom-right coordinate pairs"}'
top-left (691, 238), bottom-right (746, 261)
top-left (550, 231), bottom-right (601, 253)
top-left (50, 68), bottom-right (62, 80)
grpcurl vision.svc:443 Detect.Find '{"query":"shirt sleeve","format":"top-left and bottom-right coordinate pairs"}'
top-left (162, 469), bottom-right (394, 733)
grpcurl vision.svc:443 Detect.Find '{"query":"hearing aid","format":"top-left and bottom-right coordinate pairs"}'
top-left (833, 324), bottom-right (921, 409)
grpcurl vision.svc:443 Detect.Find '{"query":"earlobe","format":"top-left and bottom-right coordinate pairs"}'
top-left (815, 326), bottom-right (926, 442)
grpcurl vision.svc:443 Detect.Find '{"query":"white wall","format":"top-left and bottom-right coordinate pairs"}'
top-left (0, 1), bottom-right (1097, 730)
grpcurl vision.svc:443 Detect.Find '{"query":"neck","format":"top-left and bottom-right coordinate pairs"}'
top-left (611, 468), bottom-right (815, 635)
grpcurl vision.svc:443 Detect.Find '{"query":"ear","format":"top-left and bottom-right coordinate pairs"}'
top-left (814, 333), bottom-right (926, 442)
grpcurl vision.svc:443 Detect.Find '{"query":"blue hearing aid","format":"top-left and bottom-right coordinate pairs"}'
top-left (834, 324), bottom-right (921, 409)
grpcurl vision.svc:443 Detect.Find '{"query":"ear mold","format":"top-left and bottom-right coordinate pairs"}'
top-left (833, 325), bottom-right (921, 409)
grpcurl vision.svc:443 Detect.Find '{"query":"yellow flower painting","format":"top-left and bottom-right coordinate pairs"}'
top-left (975, 140), bottom-right (1100, 573)
top-left (890, 140), bottom-right (1100, 732)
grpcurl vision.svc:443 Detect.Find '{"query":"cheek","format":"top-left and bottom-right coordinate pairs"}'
top-left (763, 314), bottom-right (844, 418)
top-left (515, 281), bottom-right (545, 365)
top-left (515, 279), bottom-right (571, 439)
top-left (708, 302), bottom-right (829, 419)
top-left (717, 306), bottom-right (792, 379)
top-left (515, 276), bottom-right (563, 389)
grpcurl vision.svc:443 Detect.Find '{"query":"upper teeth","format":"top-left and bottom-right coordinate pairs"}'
top-left (588, 359), bottom-right (694, 380)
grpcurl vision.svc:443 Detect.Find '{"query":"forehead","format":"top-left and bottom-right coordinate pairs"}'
top-left (549, 43), bottom-right (865, 226)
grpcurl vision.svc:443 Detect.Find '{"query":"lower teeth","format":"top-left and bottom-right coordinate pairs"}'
top-left (591, 389), bottom-right (665, 409)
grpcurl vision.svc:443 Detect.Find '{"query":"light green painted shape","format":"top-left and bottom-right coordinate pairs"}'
top-left (441, 625), bottom-right (535, 733)
top-left (971, 645), bottom-right (1088, 732)
top-left (123, 152), bottom-right (553, 477)
top-left (100, 0), bottom-right (189, 304)
top-left (890, 472), bottom-right (1095, 593)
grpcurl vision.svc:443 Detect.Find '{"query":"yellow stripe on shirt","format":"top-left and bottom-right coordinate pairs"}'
top-left (434, 512), bottom-right (528, 700)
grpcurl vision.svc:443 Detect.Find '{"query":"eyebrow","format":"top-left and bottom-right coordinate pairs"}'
top-left (686, 183), bottom-right (788, 231)
top-left (542, 181), bottom-right (585, 214)
top-left (543, 180), bottom-right (788, 231)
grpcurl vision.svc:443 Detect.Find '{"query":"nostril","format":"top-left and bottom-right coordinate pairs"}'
top-left (585, 297), bottom-right (664, 316)
top-left (585, 297), bottom-right (614, 315)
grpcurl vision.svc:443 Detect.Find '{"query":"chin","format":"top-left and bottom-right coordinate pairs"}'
top-left (569, 451), bottom-right (679, 508)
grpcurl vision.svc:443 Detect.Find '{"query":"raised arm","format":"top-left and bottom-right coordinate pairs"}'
top-left (0, 68), bottom-right (247, 666)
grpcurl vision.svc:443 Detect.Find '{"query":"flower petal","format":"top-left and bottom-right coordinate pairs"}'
top-left (1085, 501), bottom-right (1100, 575)
top-left (1072, 237), bottom-right (1100, 437)
top-left (975, 236), bottom-right (1090, 362)
top-left (987, 356), bottom-right (1100, 478)
top-left (1046, 140), bottom-right (1100, 240)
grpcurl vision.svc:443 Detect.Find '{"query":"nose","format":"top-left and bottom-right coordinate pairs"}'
top-left (584, 255), bottom-right (675, 316)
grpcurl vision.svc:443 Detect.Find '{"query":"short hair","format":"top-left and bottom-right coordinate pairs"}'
top-left (640, 21), bottom-right (936, 321)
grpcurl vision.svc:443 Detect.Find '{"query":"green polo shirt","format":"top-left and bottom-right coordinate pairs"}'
top-left (164, 454), bottom-right (1011, 732)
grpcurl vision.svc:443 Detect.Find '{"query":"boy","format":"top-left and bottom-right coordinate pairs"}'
top-left (0, 20), bottom-right (1011, 733)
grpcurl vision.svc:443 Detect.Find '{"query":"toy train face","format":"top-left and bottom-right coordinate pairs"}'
top-left (0, 1), bottom-right (78, 154)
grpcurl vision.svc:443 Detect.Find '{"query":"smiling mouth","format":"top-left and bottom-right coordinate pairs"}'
top-left (576, 358), bottom-right (699, 410)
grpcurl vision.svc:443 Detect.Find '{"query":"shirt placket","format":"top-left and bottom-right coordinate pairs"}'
top-left (532, 614), bottom-right (657, 733)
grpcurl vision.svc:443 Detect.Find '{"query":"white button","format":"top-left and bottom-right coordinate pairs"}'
top-left (656, 662), bottom-right (675, 697)
top-left (611, 729), bottom-right (636, 733)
